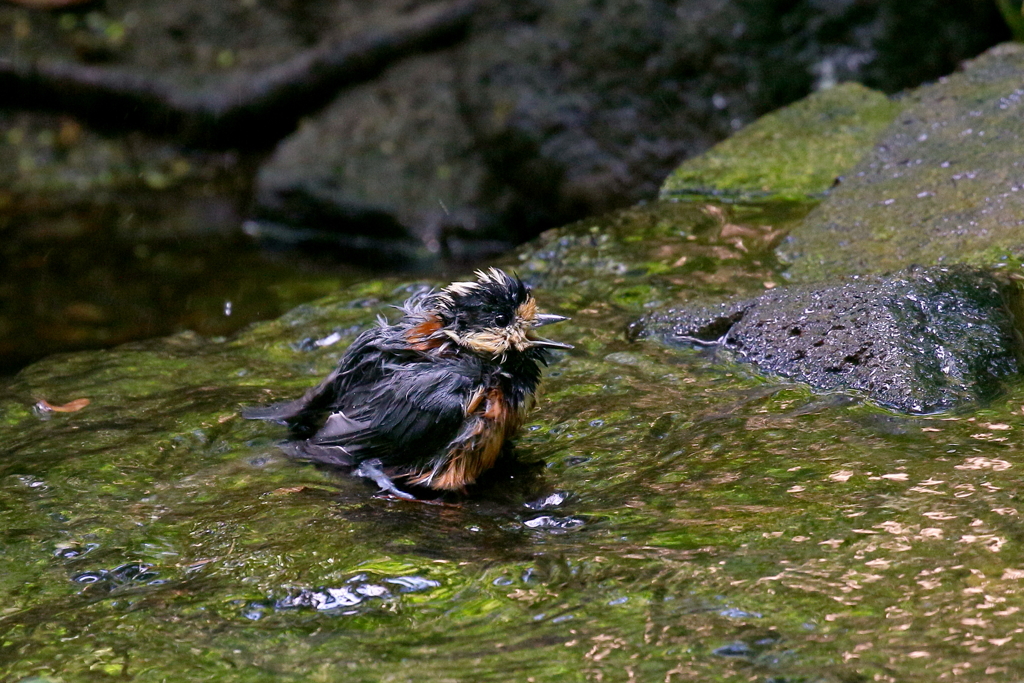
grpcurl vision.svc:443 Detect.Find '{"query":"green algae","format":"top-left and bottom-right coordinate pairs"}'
top-left (660, 82), bottom-right (901, 202)
top-left (4, 201), bottom-right (1024, 681)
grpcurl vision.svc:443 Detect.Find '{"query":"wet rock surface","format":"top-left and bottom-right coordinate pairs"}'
top-left (630, 266), bottom-right (1023, 414)
top-left (783, 43), bottom-right (1024, 281)
top-left (7, 203), bottom-right (1024, 681)
top-left (5, 8), bottom-right (1024, 681)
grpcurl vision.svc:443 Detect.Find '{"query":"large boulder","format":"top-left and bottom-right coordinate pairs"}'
top-left (640, 42), bottom-right (1024, 414)
top-left (782, 43), bottom-right (1024, 280)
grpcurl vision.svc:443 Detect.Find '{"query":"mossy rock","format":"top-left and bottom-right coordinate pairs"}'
top-left (660, 82), bottom-right (901, 202)
top-left (784, 43), bottom-right (1024, 281)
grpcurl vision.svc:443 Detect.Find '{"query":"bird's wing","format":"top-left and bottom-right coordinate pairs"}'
top-left (241, 328), bottom-right (387, 427)
top-left (307, 359), bottom-right (481, 467)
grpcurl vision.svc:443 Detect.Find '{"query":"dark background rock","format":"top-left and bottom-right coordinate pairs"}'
top-left (629, 266), bottom-right (1023, 413)
top-left (252, 49), bottom-right (493, 263)
top-left (256, 0), bottom-right (1011, 258)
top-left (0, 0), bottom-right (1010, 260)
top-left (0, 0), bottom-right (1014, 371)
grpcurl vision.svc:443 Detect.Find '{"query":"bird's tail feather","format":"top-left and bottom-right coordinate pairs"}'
top-left (279, 440), bottom-right (356, 468)
top-left (241, 399), bottom-right (309, 423)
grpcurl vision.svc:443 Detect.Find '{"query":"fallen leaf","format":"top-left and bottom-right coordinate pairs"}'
top-left (955, 457), bottom-right (1011, 471)
top-left (35, 398), bottom-right (90, 413)
top-left (876, 521), bottom-right (905, 534)
top-left (271, 486), bottom-right (308, 495)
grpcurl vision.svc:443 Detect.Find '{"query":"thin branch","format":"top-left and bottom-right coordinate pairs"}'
top-left (0, 0), bottom-right (480, 149)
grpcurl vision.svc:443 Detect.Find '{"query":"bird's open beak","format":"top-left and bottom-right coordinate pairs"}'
top-left (528, 313), bottom-right (572, 349)
top-left (530, 336), bottom-right (574, 350)
top-left (534, 313), bottom-right (569, 327)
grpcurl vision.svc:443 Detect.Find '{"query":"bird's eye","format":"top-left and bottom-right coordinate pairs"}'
top-left (494, 313), bottom-right (511, 327)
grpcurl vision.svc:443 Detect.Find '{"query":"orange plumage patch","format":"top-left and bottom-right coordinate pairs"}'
top-left (409, 388), bottom-right (520, 491)
top-left (405, 317), bottom-right (443, 351)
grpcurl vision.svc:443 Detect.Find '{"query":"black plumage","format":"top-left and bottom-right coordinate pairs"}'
top-left (243, 268), bottom-right (571, 497)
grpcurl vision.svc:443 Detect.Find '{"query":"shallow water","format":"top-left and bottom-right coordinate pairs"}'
top-left (0, 221), bottom-right (375, 375)
top-left (3, 201), bottom-right (1024, 682)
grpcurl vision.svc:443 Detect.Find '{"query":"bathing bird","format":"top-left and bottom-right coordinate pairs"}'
top-left (243, 268), bottom-right (571, 499)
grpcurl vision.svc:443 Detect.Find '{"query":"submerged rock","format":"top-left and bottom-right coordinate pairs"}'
top-left (629, 266), bottom-right (1023, 413)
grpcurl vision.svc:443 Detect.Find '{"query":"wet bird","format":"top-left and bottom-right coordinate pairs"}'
top-left (243, 268), bottom-right (571, 499)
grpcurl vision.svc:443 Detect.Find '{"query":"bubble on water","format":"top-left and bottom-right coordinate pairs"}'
top-left (524, 491), bottom-right (568, 510)
top-left (523, 515), bottom-right (585, 531)
top-left (385, 576), bottom-right (441, 593)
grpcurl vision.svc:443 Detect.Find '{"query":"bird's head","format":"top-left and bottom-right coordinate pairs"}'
top-left (433, 268), bottom-right (572, 359)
